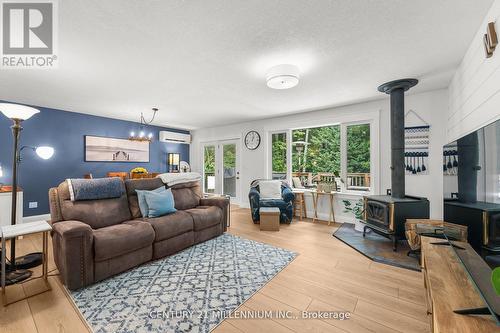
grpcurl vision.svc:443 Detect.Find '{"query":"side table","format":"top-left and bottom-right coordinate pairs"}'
top-left (1, 220), bottom-right (52, 306)
top-left (311, 191), bottom-right (337, 225)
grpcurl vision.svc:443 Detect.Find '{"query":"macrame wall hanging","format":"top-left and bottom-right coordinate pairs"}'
top-left (405, 110), bottom-right (430, 175)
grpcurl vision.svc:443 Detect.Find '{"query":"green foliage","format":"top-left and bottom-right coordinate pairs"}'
top-left (492, 267), bottom-right (500, 295)
top-left (288, 124), bottom-right (370, 175)
top-left (292, 126), bottom-right (341, 174)
top-left (342, 199), bottom-right (364, 220)
top-left (204, 146), bottom-right (215, 173)
top-left (272, 133), bottom-right (287, 173)
top-left (203, 144), bottom-right (236, 174)
top-left (347, 124), bottom-right (370, 173)
top-left (223, 144), bottom-right (236, 168)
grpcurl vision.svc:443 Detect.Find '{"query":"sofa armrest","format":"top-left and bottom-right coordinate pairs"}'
top-left (249, 187), bottom-right (260, 202)
top-left (282, 187), bottom-right (294, 202)
top-left (200, 197), bottom-right (230, 232)
top-left (248, 187), bottom-right (261, 222)
top-left (51, 220), bottom-right (94, 290)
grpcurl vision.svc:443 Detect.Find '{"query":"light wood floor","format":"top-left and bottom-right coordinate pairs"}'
top-left (1, 208), bottom-right (430, 333)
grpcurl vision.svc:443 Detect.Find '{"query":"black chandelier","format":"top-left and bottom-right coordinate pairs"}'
top-left (129, 107), bottom-right (158, 142)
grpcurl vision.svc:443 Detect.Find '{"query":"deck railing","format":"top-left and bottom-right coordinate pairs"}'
top-left (281, 171), bottom-right (371, 191)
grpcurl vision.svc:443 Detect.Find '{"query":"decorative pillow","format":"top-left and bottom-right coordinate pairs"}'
top-left (143, 188), bottom-right (177, 218)
top-left (259, 180), bottom-right (282, 199)
top-left (136, 187), bottom-right (166, 217)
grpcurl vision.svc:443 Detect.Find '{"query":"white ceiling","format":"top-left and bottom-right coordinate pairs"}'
top-left (0, 0), bottom-right (494, 129)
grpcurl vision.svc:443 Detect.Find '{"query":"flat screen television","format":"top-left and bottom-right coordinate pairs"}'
top-left (443, 118), bottom-right (500, 203)
top-left (443, 118), bottom-right (500, 253)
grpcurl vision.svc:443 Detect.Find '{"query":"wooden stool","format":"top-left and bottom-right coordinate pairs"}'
top-left (293, 191), bottom-right (307, 220)
top-left (260, 207), bottom-right (280, 231)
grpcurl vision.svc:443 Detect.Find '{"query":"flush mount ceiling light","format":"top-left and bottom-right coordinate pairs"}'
top-left (266, 64), bottom-right (300, 89)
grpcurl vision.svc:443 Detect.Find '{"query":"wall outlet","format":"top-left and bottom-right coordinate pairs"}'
top-left (29, 202), bottom-right (38, 209)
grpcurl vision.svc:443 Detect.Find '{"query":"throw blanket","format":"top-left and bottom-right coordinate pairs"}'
top-left (67, 178), bottom-right (124, 201)
top-left (157, 172), bottom-right (201, 186)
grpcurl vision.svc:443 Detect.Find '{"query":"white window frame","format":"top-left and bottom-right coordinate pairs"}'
top-left (342, 120), bottom-right (374, 194)
top-left (266, 112), bottom-right (379, 196)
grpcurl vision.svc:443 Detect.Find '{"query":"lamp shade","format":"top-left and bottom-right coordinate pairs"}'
top-left (0, 103), bottom-right (40, 120)
top-left (35, 146), bottom-right (54, 160)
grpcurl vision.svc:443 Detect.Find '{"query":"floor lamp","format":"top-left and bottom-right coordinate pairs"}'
top-left (0, 103), bottom-right (54, 284)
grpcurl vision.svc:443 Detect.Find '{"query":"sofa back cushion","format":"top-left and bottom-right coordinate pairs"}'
top-left (170, 181), bottom-right (201, 210)
top-left (57, 180), bottom-right (132, 229)
top-left (125, 178), bottom-right (165, 218)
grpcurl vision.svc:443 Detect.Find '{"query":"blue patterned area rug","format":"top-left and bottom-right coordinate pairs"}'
top-left (69, 233), bottom-right (297, 333)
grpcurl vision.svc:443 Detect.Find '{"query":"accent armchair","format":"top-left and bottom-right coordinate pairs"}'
top-left (248, 179), bottom-right (294, 224)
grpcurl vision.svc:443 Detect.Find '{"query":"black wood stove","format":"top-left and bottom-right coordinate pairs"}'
top-left (363, 79), bottom-right (430, 250)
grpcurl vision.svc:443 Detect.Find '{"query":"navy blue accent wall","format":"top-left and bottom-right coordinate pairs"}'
top-left (0, 102), bottom-right (190, 217)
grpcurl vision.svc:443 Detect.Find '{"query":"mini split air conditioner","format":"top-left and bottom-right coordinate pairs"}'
top-left (159, 131), bottom-right (191, 144)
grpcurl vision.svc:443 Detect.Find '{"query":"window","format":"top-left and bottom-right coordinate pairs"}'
top-left (291, 125), bottom-right (341, 189)
top-left (271, 132), bottom-right (287, 180)
top-left (270, 122), bottom-right (372, 193)
top-left (346, 123), bottom-right (371, 191)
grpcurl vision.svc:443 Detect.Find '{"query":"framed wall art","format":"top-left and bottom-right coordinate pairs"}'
top-left (84, 135), bottom-right (150, 162)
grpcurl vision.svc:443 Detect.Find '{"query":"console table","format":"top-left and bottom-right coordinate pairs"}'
top-left (421, 236), bottom-right (499, 332)
top-left (311, 191), bottom-right (336, 225)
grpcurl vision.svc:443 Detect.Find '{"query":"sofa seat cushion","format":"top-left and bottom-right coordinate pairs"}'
top-left (144, 211), bottom-right (194, 241)
top-left (93, 220), bottom-right (155, 262)
top-left (186, 206), bottom-right (222, 231)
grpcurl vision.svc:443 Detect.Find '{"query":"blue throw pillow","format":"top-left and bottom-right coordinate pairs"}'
top-left (136, 187), bottom-right (166, 217)
top-left (143, 188), bottom-right (177, 218)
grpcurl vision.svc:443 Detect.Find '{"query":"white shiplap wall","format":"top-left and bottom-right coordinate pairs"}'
top-left (448, 0), bottom-right (500, 143)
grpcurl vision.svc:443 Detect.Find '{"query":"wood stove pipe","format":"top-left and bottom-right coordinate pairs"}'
top-left (378, 79), bottom-right (418, 199)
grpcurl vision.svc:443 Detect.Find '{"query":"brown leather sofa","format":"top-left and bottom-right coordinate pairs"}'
top-left (48, 177), bottom-right (228, 290)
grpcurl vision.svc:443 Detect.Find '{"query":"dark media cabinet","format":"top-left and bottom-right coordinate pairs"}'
top-left (444, 200), bottom-right (500, 255)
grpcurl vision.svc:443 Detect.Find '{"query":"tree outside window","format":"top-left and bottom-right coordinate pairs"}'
top-left (346, 123), bottom-right (371, 190)
top-left (292, 125), bottom-right (340, 175)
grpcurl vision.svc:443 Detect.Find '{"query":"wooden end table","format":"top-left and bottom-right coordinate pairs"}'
top-left (1, 220), bottom-right (52, 306)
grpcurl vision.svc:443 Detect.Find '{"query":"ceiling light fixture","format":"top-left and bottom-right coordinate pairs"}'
top-left (266, 64), bottom-right (300, 89)
top-left (129, 107), bottom-right (158, 142)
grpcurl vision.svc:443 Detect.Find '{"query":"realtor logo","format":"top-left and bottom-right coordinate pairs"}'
top-left (1, 0), bottom-right (58, 68)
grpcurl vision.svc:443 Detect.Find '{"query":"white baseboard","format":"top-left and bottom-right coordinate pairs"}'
top-left (23, 214), bottom-right (50, 223)
top-left (304, 211), bottom-right (355, 224)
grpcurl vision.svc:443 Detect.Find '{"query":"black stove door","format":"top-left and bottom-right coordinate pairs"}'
top-left (366, 201), bottom-right (390, 229)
